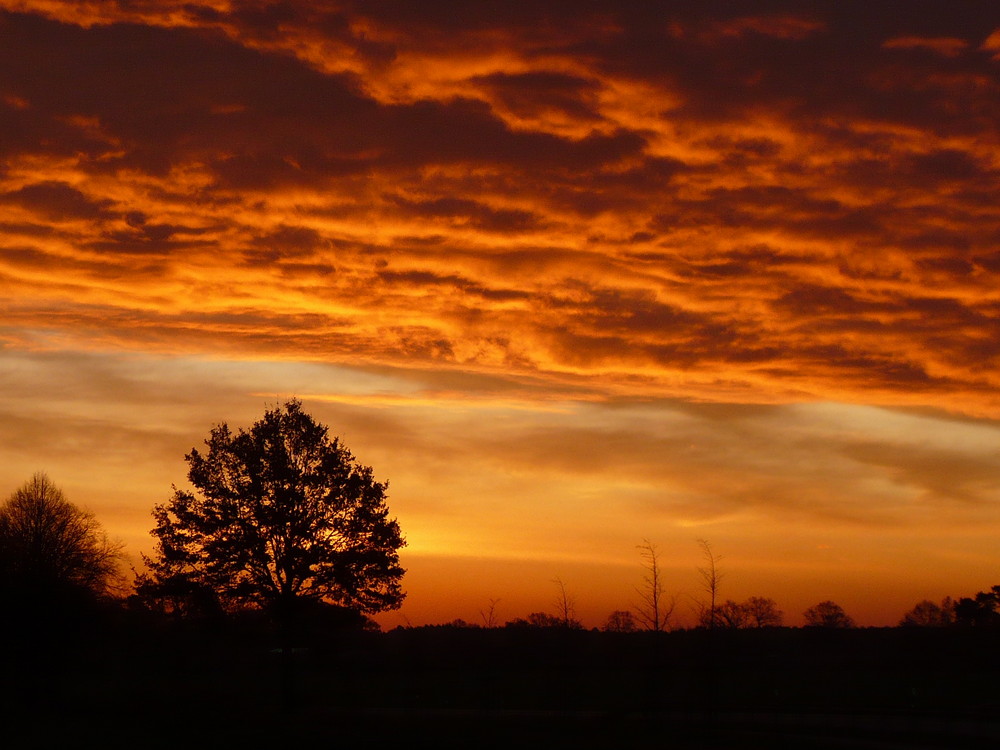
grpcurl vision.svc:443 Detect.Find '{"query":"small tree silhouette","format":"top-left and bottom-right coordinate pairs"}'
top-left (603, 610), bottom-right (637, 633)
top-left (743, 596), bottom-right (784, 627)
top-left (552, 577), bottom-right (581, 628)
top-left (803, 600), bottom-right (854, 628)
top-left (0, 472), bottom-right (123, 604)
top-left (480, 598), bottom-right (501, 628)
top-left (710, 597), bottom-right (783, 628)
top-left (696, 539), bottom-right (724, 629)
top-left (899, 598), bottom-right (953, 627)
top-left (952, 588), bottom-right (1000, 627)
top-left (714, 600), bottom-right (749, 629)
top-left (635, 539), bottom-right (675, 631)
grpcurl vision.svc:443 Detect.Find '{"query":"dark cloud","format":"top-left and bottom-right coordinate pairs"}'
top-left (774, 285), bottom-right (882, 318)
top-left (379, 99), bottom-right (646, 170)
top-left (0, 14), bottom-right (370, 178)
top-left (377, 268), bottom-right (532, 304)
top-left (250, 225), bottom-right (325, 255)
top-left (87, 232), bottom-right (218, 256)
top-left (906, 149), bottom-right (993, 183)
top-left (0, 222), bottom-right (59, 238)
top-left (0, 10), bottom-right (646, 190)
top-left (385, 194), bottom-right (543, 232)
top-left (1, 181), bottom-right (114, 221)
top-left (470, 70), bottom-right (604, 121)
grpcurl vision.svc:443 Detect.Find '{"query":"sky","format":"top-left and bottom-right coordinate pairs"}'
top-left (2, 0), bottom-right (1000, 629)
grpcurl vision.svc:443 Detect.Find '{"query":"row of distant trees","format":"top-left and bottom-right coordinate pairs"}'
top-left (447, 569), bottom-right (846, 631)
top-left (436, 594), bottom-right (991, 633)
top-left (900, 591), bottom-right (1000, 628)
top-left (1, 399), bottom-right (997, 635)
top-left (594, 538), bottom-right (848, 631)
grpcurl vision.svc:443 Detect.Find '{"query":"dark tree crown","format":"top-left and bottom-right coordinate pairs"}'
top-left (138, 400), bottom-right (405, 619)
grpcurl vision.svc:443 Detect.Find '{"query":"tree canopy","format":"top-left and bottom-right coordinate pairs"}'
top-left (803, 600), bottom-right (854, 629)
top-left (713, 596), bottom-right (784, 629)
top-left (0, 472), bottom-right (123, 602)
top-left (900, 598), bottom-right (953, 627)
top-left (138, 400), bottom-right (405, 620)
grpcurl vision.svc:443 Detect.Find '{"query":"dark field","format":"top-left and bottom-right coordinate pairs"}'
top-left (4, 617), bottom-right (1000, 749)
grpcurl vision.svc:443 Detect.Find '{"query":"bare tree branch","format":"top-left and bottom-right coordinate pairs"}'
top-left (697, 539), bottom-right (724, 630)
top-left (634, 539), bottom-right (675, 632)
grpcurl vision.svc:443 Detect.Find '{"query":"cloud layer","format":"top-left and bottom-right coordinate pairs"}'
top-left (3, 1), bottom-right (999, 415)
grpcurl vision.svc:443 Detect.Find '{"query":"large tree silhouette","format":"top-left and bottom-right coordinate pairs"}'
top-left (138, 400), bottom-right (405, 621)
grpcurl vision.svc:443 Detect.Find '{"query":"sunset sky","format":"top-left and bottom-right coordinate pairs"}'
top-left (3, 1), bottom-right (1000, 629)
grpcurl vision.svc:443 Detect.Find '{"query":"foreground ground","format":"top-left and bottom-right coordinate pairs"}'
top-left (2, 618), bottom-right (1000, 748)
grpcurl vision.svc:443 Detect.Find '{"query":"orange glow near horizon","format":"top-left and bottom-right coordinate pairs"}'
top-left (3, 1), bottom-right (1000, 629)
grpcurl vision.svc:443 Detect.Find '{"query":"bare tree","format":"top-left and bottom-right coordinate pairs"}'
top-left (635, 539), bottom-right (675, 631)
top-left (697, 539), bottom-right (724, 630)
top-left (552, 577), bottom-right (580, 628)
top-left (0, 472), bottom-right (124, 600)
top-left (480, 597), bottom-right (501, 628)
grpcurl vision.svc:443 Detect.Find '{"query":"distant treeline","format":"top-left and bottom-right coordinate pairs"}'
top-left (2, 471), bottom-right (997, 635)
